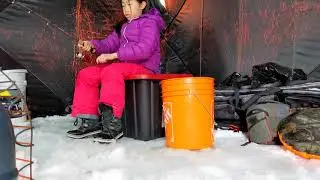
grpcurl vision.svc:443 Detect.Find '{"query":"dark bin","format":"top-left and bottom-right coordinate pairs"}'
top-left (0, 104), bottom-right (18, 180)
top-left (122, 74), bottom-right (192, 141)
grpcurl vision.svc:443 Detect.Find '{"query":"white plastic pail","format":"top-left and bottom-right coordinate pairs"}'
top-left (0, 69), bottom-right (28, 96)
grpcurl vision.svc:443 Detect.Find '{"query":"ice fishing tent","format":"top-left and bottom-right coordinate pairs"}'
top-left (1, 0), bottom-right (320, 117)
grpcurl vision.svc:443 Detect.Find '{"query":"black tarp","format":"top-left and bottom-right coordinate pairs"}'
top-left (1, 0), bottom-right (320, 116)
top-left (0, 0), bottom-right (75, 116)
top-left (0, 0), bottom-right (75, 102)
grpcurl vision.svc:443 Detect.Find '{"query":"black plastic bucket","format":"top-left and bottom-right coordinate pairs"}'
top-left (0, 104), bottom-right (18, 180)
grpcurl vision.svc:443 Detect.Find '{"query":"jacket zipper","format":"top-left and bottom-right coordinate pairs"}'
top-left (123, 20), bottom-right (132, 47)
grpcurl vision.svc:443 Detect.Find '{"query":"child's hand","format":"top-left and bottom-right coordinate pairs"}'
top-left (96, 53), bottom-right (118, 64)
top-left (78, 40), bottom-right (94, 52)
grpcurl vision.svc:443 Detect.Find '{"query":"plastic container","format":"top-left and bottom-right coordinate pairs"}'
top-left (0, 104), bottom-right (18, 180)
top-left (0, 69), bottom-right (28, 96)
top-left (161, 77), bottom-right (215, 150)
top-left (0, 69), bottom-right (28, 117)
top-left (123, 79), bottom-right (163, 141)
top-left (122, 74), bottom-right (192, 141)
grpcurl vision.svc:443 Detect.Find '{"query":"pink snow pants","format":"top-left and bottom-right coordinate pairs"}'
top-left (71, 62), bottom-right (152, 118)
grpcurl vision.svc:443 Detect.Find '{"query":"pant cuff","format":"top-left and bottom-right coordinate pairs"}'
top-left (77, 114), bottom-right (99, 120)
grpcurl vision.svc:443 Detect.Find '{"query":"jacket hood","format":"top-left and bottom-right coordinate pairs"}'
top-left (141, 8), bottom-right (165, 31)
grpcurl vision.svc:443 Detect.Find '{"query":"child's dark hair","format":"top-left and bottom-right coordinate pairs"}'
top-left (114, 0), bottom-right (148, 36)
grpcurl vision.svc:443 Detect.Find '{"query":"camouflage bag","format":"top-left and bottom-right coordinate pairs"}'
top-left (246, 102), bottom-right (290, 144)
top-left (278, 108), bottom-right (320, 158)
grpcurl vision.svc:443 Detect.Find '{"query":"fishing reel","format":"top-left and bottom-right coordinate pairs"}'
top-left (75, 42), bottom-right (118, 66)
top-left (76, 47), bottom-right (98, 65)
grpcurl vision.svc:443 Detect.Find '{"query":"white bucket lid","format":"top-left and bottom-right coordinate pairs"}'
top-left (0, 69), bottom-right (28, 83)
top-left (2, 69), bottom-right (28, 74)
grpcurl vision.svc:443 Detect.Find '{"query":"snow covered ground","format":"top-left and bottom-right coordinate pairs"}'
top-left (28, 115), bottom-right (320, 180)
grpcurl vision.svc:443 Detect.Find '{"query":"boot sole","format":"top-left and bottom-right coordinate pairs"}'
top-left (67, 130), bottom-right (102, 139)
top-left (93, 132), bottom-right (124, 143)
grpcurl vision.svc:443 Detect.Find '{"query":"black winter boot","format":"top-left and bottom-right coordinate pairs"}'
top-left (96, 104), bottom-right (123, 141)
top-left (67, 117), bottom-right (102, 139)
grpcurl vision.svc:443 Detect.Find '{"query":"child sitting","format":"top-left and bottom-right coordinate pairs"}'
top-left (67, 0), bottom-right (165, 141)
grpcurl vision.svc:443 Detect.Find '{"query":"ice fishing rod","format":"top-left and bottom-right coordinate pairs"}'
top-left (158, 0), bottom-right (195, 75)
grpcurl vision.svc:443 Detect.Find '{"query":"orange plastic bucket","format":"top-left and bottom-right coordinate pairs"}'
top-left (161, 77), bottom-right (215, 150)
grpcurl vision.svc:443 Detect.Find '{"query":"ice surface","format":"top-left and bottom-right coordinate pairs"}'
top-left (29, 115), bottom-right (320, 180)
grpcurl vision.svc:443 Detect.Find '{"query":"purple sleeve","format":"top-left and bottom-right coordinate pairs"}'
top-left (117, 19), bottom-right (160, 62)
top-left (91, 31), bottom-right (120, 55)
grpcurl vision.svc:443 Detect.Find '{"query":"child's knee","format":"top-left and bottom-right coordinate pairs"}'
top-left (76, 67), bottom-right (100, 85)
top-left (101, 63), bottom-right (123, 76)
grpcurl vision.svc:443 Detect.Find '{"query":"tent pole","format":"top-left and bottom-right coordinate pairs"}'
top-left (200, 0), bottom-right (204, 76)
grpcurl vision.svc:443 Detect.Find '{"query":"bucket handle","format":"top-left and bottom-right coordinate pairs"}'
top-left (191, 93), bottom-right (216, 128)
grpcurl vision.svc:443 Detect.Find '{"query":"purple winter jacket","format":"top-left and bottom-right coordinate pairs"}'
top-left (91, 8), bottom-right (165, 73)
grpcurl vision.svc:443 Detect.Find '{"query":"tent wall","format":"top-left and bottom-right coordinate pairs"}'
top-left (238, 0), bottom-right (320, 75)
top-left (1, 0), bottom-right (320, 116)
top-left (165, 0), bottom-right (320, 81)
top-left (164, 0), bottom-right (239, 83)
top-left (0, 0), bottom-right (76, 106)
top-left (0, 48), bottom-right (20, 69)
